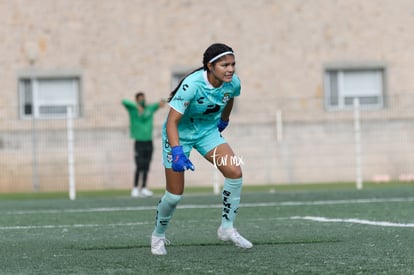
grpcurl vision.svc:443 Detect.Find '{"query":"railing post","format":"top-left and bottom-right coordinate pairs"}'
top-left (353, 98), bottom-right (363, 190)
top-left (67, 106), bottom-right (76, 200)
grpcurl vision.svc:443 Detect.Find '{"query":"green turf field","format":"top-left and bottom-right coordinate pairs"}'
top-left (1, 183), bottom-right (413, 274)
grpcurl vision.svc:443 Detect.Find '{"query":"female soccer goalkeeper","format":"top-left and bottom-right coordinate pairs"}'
top-left (151, 43), bottom-right (253, 255)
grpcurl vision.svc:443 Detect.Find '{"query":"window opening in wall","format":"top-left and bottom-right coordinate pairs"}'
top-left (324, 67), bottom-right (385, 110)
top-left (18, 76), bottom-right (81, 119)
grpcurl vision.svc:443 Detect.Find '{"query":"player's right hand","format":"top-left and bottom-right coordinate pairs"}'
top-left (171, 146), bottom-right (195, 172)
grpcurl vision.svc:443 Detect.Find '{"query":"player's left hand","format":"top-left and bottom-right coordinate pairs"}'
top-left (217, 119), bottom-right (229, 132)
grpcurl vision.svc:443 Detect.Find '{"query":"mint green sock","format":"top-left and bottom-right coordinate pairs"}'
top-left (152, 191), bottom-right (182, 237)
top-left (221, 177), bottom-right (242, 228)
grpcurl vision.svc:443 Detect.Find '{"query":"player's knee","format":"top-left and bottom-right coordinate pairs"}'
top-left (222, 166), bottom-right (242, 179)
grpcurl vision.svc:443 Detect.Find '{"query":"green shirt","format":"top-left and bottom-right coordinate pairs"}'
top-left (122, 99), bottom-right (160, 141)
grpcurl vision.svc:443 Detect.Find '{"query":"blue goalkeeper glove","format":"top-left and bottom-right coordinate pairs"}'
top-left (171, 146), bottom-right (195, 172)
top-left (217, 119), bottom-right (229, 132)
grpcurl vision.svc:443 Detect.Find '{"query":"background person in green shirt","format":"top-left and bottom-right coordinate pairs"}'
top-left (122, 92), bottom-right (165, 197)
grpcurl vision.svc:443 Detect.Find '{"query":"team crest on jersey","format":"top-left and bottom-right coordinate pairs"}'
top-left (222, 93), bottom-right (231, 103)
top-left (167, 152), bottom-right (172, 163)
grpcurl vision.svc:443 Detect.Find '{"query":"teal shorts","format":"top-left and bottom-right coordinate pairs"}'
top-left (162, 127), bottom-right (227, 169)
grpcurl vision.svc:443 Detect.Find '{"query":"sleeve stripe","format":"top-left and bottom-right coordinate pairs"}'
top-left (169, 103), bottom-right (185, 114)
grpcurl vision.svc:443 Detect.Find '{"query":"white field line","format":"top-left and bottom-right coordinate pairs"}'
top-left (1, 196), bottom-right (413, 230)
top-left (0, 221), bottom-right (151, 230)
top-left (3, 196), bottom-right (414, 215)
top-left (2, 216), bottom-right (413, 231)
top-left (291, 216), bottom-right (414, 228)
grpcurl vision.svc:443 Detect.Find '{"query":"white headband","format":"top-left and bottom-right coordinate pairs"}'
top-left (208, 51), bottom-right (234, 63)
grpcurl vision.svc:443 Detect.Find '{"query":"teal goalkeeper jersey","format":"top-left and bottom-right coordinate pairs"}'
top-left (167, 69), bottom-right (240, 138)
top-left (122, 99), bottom-right (159, 141)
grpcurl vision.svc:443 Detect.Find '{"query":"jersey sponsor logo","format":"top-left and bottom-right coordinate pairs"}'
top-left (172, 96), bottom-right (184, 101)
top-left (203, 104), bottom-right (220, 115)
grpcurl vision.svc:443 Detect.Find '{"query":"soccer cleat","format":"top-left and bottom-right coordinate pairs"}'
top-left (140, 188), bottom-right (154, 197)
top-left (217, 226), bottom-right (253, 249)
top-left (151, 235), bottom-right (170, 255)
top-left (131, 187), bottom-right (140, 198)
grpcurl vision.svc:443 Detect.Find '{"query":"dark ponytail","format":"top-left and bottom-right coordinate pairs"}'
top-left (168, 67), bottom-right (203, 102)
top-left (168, 43), bottom-right (234, 102)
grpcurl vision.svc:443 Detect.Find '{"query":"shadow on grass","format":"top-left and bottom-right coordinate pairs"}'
top-left (71, 238), bottom-right (342, 251)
